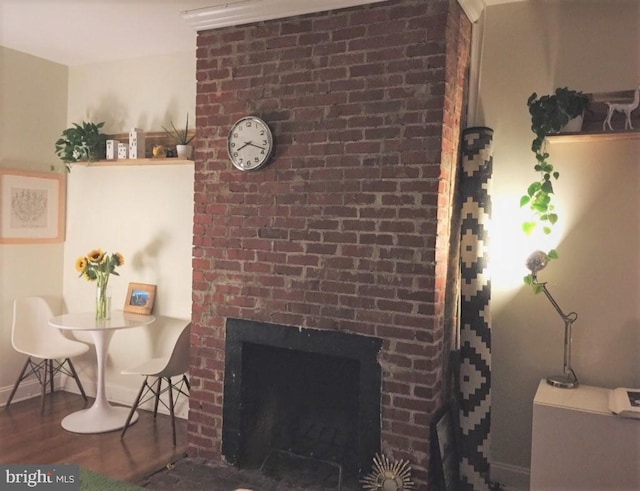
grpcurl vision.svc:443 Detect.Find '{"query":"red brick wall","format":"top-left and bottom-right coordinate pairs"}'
top-left (189, 0), bottom-right (471, 485)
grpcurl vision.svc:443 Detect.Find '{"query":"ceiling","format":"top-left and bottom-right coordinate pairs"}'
top-left (0, 0), bottom-right (215, 66)
top-left (0, 0), bottom-right (516, 67)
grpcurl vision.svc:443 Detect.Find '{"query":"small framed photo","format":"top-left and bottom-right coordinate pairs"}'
top-left (123, 282), bottom-right (156, 315)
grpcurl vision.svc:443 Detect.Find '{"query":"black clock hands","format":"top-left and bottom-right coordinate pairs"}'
top-left (236, 141), bottom-right (265, 151)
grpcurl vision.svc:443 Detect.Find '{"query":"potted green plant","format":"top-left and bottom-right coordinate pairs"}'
top-left (55, 121), bottom-right (108, 171)
top-left (163, 114), bottom-right (195, 159)
top-left (521, 87), bottom-right (589, 288)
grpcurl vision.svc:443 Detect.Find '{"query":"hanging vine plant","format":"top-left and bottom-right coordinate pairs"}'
top-left (55, 121), bottom-right (107, 172)
top-left (521, 87), bottom-right (589, 287)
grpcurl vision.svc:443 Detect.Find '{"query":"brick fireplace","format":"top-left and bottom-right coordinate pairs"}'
top-left (189, 0), bottom-right (471, 487)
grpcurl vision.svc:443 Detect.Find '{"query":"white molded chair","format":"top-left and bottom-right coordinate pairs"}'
top-left (121, 317), bottom-right (191, 446)
top-left (6, 296), bottom-right (89, 414)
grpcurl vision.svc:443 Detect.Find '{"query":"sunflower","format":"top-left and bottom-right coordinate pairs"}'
top-left (75, 256), bottom-right (88, 273)
top-left (75, 249), bottom-right (124, 281)
top-left (114, 252), bottom-right (125, 267)
top-left (87, 248), bottom-right (105, 263)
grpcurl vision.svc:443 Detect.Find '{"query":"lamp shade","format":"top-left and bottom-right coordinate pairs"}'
top-left (526, 250), bottom-right (548, 274)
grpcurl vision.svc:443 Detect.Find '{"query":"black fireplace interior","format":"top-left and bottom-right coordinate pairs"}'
top-left (222, 318), bottom-right (382, 484)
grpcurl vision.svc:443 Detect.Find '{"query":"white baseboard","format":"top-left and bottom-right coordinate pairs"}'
top-left (61, 375), bottom-right (189, 419)
top-left (1, 375), bottom-right (188, 420)
top-left (491, 461), bottom-right (530, 490)
top-left (0, 379), bottom-right (63, 407)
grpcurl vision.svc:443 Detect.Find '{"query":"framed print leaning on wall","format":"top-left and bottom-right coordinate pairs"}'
top-left (0, 169), bottom-right (65, 243)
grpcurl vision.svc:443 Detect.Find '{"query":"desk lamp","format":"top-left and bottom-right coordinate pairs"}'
top-left (526, 250), bottom-right (579, 388)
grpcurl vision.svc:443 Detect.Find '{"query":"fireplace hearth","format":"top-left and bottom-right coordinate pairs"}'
top-left (222, 318), bottom-right (382, 486)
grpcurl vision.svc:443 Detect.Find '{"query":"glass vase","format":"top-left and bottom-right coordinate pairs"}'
top-left (96, 280), bottom-right (111, 320)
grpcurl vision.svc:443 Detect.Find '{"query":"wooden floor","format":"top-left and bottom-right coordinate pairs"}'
top-left (0, 391), bottom-right (187, 483)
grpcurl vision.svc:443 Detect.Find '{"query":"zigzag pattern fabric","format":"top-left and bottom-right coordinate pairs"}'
top-left (458, 126), bottom-right (493, 490)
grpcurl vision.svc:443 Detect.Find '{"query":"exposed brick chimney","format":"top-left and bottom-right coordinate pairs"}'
top-left (189, 0), bottom-right (471, 486)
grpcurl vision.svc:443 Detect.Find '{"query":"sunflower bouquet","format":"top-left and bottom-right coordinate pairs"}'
top-left (75, 249), bottom-right (124, 320)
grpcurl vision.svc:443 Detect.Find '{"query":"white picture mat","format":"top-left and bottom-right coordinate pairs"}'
top-left (0, 169), bottom-right (64, 242)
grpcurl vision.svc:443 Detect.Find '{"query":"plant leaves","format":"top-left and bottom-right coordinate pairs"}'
top-left (527, 182), bottom-right (541, 196)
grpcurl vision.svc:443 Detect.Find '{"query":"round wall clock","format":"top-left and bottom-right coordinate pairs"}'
top-left (227, 116), bottom-right (274, 171)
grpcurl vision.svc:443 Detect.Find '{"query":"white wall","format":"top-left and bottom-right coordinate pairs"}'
top-left (62, 163), bottom-right (194, 408)
top-left (0, 49), bottom-right (196, 415)
top-left (67, 52), bottom-right (196, 136)
top-left (0, 47), bottom-right (67, 399)
top-left (477, 1), bottom-right (640, 487)
top-left (60, 52), bottom-right (196, 412)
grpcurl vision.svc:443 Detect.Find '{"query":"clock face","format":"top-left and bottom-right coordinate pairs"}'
top-left (227, 116), bottom-right (274, 171)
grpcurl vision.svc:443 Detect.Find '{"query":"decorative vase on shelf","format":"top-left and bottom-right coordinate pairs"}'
top-left (95, 276), bottom-right (111, 321)
top-left (560, 113), bottom-right (584, 133)
top-left (176, 144), bottom-right (193, 160)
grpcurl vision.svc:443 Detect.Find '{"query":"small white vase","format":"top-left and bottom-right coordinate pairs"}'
top-left (176, 144), bottom-right (193, 160)
top-left (560, 114), bottom-right (584, 133)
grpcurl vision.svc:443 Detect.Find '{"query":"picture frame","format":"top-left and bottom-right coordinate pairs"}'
top-left (0, 168), bottom-right (65, 243)
top-left (430, 402), bottom-right (459, 491)
top-left (123, 282), bottom-right (156, 315)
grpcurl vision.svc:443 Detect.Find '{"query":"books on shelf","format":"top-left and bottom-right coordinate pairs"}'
top-left (609, 387), bottom-right (640, 419)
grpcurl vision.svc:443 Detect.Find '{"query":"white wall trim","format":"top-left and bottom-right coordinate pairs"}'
top-left (0, 379), bottom-right (62, 408)
top-left (491, 460), bottom-right (530, 491)
top-left (182, 0), bottom-right (390, 31)
top-left (61, 376), bottom-right (189, 419)
top-left (457, 0), bottom-right (486, 23)
top-left (181, 0), bottom-right (511, 33)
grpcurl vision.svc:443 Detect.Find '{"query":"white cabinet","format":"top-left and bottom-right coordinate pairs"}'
top-left (530, 379), bottom-right (640, 490)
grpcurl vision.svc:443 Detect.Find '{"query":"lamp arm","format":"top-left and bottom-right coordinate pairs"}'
top-left (538, 282), bottom-right (578, 325)
top-left (532, 276), bottom-right (579, 384)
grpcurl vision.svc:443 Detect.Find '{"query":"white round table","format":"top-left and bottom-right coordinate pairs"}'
top-left (49, 310), bottom-right (155, 433)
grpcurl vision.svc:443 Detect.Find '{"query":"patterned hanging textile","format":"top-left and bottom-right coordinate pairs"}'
top-left (458, 126), bottom-right (493, 490)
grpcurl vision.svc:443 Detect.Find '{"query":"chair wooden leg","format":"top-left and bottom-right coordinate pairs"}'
top-left (153, 378), bottom-right (162, 418)
top-left (183, 374), bottom-right (191, 392)
top-left (167, 377), bottom-right (176, 447)
top-left (48, 359), bottom-right (54, 394)
top-left (5, 358), bottom-right (31, 409)
top-left (40, 360), bottom-right (50, 415)
top-left (65, 359), bottom-right (87, 402)
top-left (121, 378), bottom-right (148, 439)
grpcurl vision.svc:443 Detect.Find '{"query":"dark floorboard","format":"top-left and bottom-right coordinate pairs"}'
top-left (0, 391), bottom-right (186, 483)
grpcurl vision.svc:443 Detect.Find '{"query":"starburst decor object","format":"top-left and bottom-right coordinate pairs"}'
top-left (360, 453), bottom-right (415, 491)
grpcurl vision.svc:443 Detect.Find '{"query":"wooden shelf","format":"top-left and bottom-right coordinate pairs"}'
top-left (75, 158), bottom-right (193, 167)
top-left (547, 88), bottom-right (640, 143)
top-left (547, 130), bottom-right (640, 144)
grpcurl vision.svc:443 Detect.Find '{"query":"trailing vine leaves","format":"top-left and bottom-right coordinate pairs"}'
top-left (521, 87), bottom-right (589, 287)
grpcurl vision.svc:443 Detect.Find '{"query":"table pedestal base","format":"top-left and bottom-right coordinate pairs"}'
top-left (62, 404), bottom-right (138, 434)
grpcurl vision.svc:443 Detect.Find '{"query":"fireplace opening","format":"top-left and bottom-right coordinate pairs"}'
top-left (222, 319), bottom-right (382, 488)
top-left (242, 343), bottom-right (360, 483)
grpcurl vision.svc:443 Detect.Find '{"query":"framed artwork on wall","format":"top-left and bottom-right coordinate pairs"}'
top-left (0, 169), bottom-right (65, 243)
top-left (123, 282), bottom-right (157, 315)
